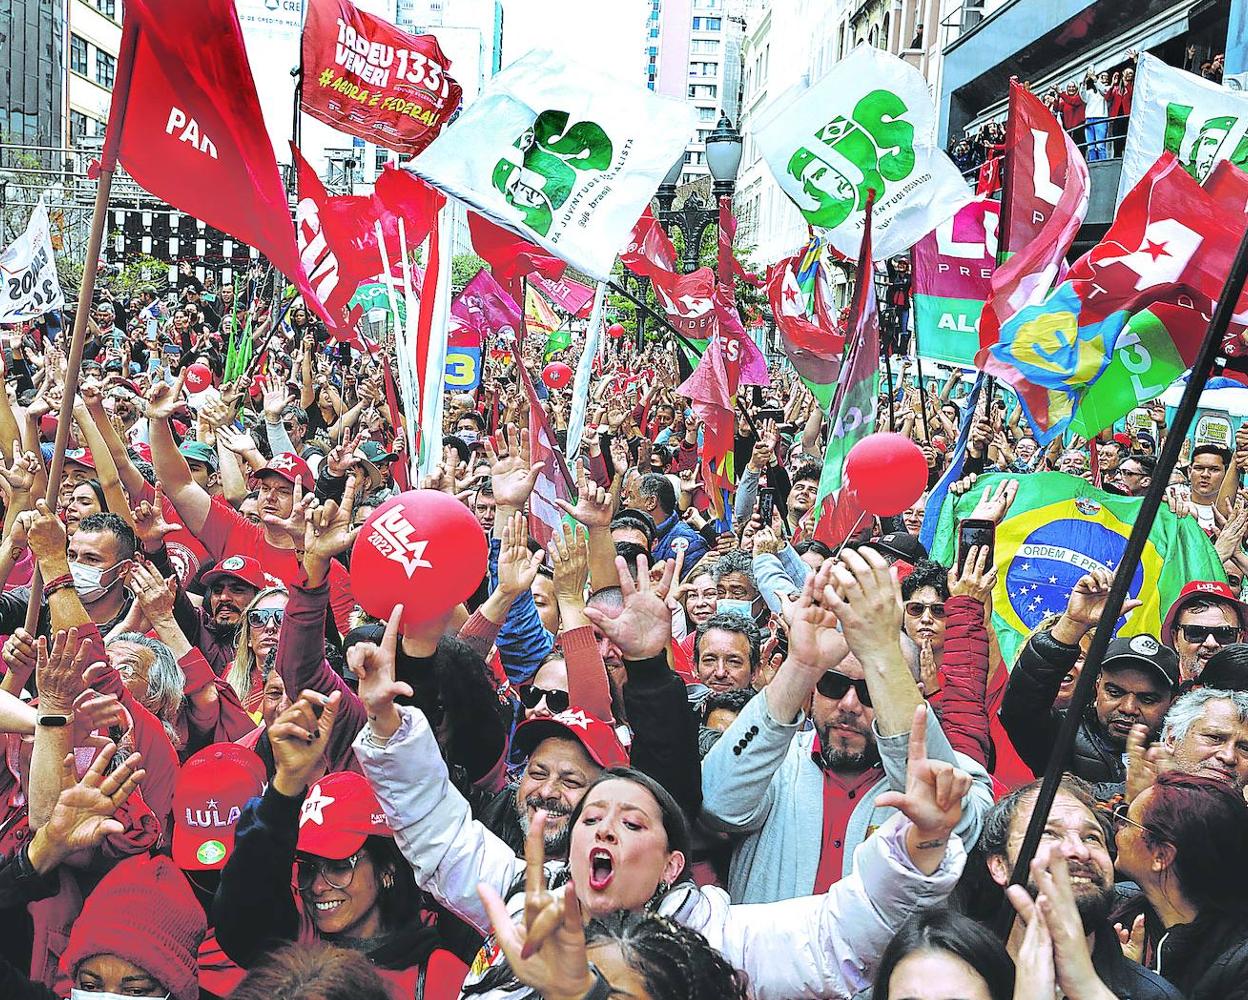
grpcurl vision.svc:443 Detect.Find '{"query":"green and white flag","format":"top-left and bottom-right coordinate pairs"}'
top-left (753, 44), bottom-right (970, 261)
top-left (407, 48), bottom-right (694, 281)
top-left (1119, 53), bottom-right (1248, 203)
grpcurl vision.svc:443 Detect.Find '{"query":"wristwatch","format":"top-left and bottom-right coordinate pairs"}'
top-left (36, 713), bottom-right (72, 728)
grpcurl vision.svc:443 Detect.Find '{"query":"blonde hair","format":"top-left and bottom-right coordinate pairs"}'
top-left (227, 585), bottom-right (289, 708)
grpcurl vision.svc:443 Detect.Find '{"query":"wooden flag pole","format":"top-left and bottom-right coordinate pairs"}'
top-left (24, 20), bottom-right (139, 634)
top-left (996, 224), bottom-right (1248, 937)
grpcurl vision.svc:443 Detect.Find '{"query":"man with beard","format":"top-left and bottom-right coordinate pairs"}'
top-left (700, 548), bottom-right (993, 903)
top-left (1001, 568), bottom-right (1180, 789)
top-left (1150, 687), bottom-right (1248, 793)
top-left (1160, 580), bottom-right (1247, 682)
top-left (959, 777), bottom-right (1182, 1000)
top-left (172, 555), bottom-right (265, 674)
top-left (476, 711), bottom-right (628, 858)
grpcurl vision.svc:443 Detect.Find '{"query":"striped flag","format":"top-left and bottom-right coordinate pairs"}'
top-left (513, 346), bottom-right (573, 549)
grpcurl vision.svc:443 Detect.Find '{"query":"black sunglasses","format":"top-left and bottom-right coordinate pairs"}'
top-left (247, 608), bottom-right (286, 630)
top-left (521, 686), bottom-right (570, 714)
top-left (815, 671), bottom-right (872, 707)
top-left (1179, 624), bottom-right (1240, 645)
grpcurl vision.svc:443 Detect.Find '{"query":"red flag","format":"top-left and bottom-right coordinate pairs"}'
top-left (529, 272), bottom-right (596, 317)
top-left (468, 212), bottom-right (565, 302)
top-left (621, 207), bottom-right (678, 280)
top-left (650, 267), bottom-right (718, 342)
top-left (451, 269), bottom-right (522, 342)
top-left (766, 253), bottom-right (845, 387)
top-left (979, 82), bottom-right (1089, 349)
top-left (301, 0), bottom-right (462, 157)
top-left (716, 196), bottom-right (765, 289)
top-left (293, 144), bottom-right (443, 340)
top-left (106, 0), bottom-right (337, 335)
top-left (976, 154), bottom-right (1003, 196)
top-left (511, 347), bottom-right (574, 549)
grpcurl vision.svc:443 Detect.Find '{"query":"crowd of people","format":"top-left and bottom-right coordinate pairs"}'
top-left (950, 47), bottom-right (1140, 175)
top-left (0, 252), bottom-right (1245, 1000)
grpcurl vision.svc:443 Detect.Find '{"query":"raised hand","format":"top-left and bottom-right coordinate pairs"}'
top-left (1124, 722), bottom-right (1173, 803)
top-left (550, 520), bottom-right (590, 606)
top-left (948, 544), bottom-right (997, 604)
top-left (0, 442), bottom-right (39, 497)
top-left (21, 499), bottom-right (67, 565)
top-left (822, 546), bottom-right (904, 659)
top-left (785, 565), bottom-right (849, 673)
top-left (270, 689), bottom-right (341, 797)
top-left (582, 554), bottom-right (674, 660)
top-left (128, 560), bottom-right (177, 626)
top-left (553, 460), bottom-right (613, 529)
top-left (1055, 568), bottom-right (1142, 643)
top-left (496, 511), bottom-right (545, 599)
top-left (36, 629), bottom-right (91, 714)
top-left (876, 705), bottom-right (972, 868)
top-left (144, 368), bottom-right (188, 421)
top-left (477, 812), bottom-right (593, 1000)
top-left (484, 426), bottom-right (544, 509)
top-left (130, 484), bottom-right (181, 553)
top-left (969, 478), bottom-right (1019, 524)
top-left (325, 431), bottom-right (368, 480)
top-left (28, 742), bottom-right (145, 873)
top-left (347, 605), bottom-right (411, 739)
top-left (259, 374), bottom-right (288, 422)
top-left (303, 476), bottom-right (360, 582)
top-left (260, 476), bottom-right (316, 541)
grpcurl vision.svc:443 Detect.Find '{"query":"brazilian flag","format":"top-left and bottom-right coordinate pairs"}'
top-left (930, 472), bottom-right (1225, 668)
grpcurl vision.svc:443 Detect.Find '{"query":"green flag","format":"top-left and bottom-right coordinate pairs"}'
top-left (930, 472), bottom-right (1225, 668)
top-left (543, 328), bottom-right (572, 360)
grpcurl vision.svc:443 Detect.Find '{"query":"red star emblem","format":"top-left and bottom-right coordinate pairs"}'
top-left (782, 284), bottom-right (799, 306)
top-left (1141, 239), bottom-right (1170, 262)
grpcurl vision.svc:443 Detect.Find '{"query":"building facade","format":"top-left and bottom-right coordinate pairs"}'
top-left (0, 0), bottom-right (66, 153)
top-left (66, 0), bottom-right (122, 147)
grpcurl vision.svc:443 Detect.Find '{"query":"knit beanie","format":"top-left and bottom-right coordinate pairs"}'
top-left (63, 855), bottom-right (206, 1000)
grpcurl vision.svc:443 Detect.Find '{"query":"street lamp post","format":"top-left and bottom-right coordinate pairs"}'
top-left (654, 112), bottom-right (742, 276)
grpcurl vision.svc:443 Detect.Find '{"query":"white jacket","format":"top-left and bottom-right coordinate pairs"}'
top-left (353, 707), bottom-right (966, 1000)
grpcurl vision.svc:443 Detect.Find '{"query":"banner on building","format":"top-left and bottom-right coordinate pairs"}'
top-left (408, 47), bottom-right (695, 280)
top-left (1119, 53), bottom-right (1248, 203)
top-left (0, 196), bottom-right (64, 323)
top-left (301, 0), bottom-right (463, 157)
top-left (911, 198), bottom-right (999, 366)
top-left (753, 43), bottom-right (970, 261)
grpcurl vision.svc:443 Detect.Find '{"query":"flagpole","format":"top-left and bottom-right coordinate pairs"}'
top-left (996, 224), bottom-right (1248, 937)
top-left (606, 278), bottom-right (704, 360)
top-left (23, 19), bottom-right (138, 634)
top-left (908, 247), bottom-right (932, 443)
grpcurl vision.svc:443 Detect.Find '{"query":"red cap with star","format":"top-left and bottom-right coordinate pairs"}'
top-left (511, 708), bottom-right (630, 769)
top-left (296, 771), bottom-right (392, 860)
top-left (251, 451), bottom-right (312, 487)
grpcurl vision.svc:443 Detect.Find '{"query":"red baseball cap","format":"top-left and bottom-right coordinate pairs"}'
top-left (172, 743), bottom-right (265, 870)
top-left (1161, 580), bottom-right (1248, 645)
top-left (131, 442), bottom-right (153, 463)
top-left (511, 708), bottom-right (630, 769)
top-left (252, 451), bottom-right (312, 488)
top-left (200, 555), bottom-right (268, 592)
top-left (64, 447), bottom-right (95, 470)
top-left (297, 771), bottom-right (392, 860)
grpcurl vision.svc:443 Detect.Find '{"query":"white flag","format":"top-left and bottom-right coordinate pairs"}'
top-left (407, 48), bottom-right (694, 281)
top-left (753, 44), bottom-right (970, 261)
top-left (1119, 53), bottom-right (1248, 204)
top-left (0, 196), bottom-right (64, 323)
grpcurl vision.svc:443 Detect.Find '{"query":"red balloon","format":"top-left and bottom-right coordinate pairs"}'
top-left (607, 322), bottom-right (627, 339)
top-left (184, 363), bottom-right (214, 395)
top-left (541, 361), bottom-right (573, 389)
top-left (350, 490), bottom-right (488, 628)
top-left (845, 433), bottom-right (928, 517)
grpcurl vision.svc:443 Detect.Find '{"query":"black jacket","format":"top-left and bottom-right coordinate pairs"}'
top-left (999, 628), bottom-right (1125, 784)
top-left (1091, 926), bottom-right (1184, 1000)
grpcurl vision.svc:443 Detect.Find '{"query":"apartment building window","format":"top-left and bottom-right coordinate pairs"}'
top-left (70, 34), bottom-right (88, 76)
top-left (698, 106), bottom-right (716, 121)
top-left (70, 110), bottom-right (89, 143)
top-left (94, 0), bottom-right (117, 18)
top-left (96, 50), bottom-right (116, 88)
top-left (691, 38), bottom-right (720, 53)
top-left (692, 16), bottom-right (721, 30)
top-left (688, 83), bottom-right (717, 99)
top-left (689, 61), bottom-right (718, 76)
top-left (649, 26), bottom-right (659, 38)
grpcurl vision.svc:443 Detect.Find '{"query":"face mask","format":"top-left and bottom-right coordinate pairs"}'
top-left (69, 560), bottom-right (129, 605)
top-left (717, 599), bottom-right (753, 619)
top-left (458, 430), bottom-right (478, 444)
top-left (71, 991), bottom-right (168, 1000)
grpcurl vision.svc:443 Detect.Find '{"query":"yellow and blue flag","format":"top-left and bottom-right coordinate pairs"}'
top-left (930, 472), bottom-right (1224, 668)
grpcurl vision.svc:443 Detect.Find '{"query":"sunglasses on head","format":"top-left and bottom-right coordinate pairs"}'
top-left (904, 601), bottom-right (946, 619)
top-left (247, 608), bottom-right (286, 630)
top-left (521, 686), bottom-right (570, 714)
top-left (1179, 624), bottom-right (1240, 645)
top-left (815, 671), bottom-right (872, 707)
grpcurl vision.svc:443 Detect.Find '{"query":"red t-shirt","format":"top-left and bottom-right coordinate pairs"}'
top-left (811, 741), bottom-right (883, 893)
top-left (197, 500), bottom-right (355, 634)
top-left (135, 480), bottom-right (212, 586)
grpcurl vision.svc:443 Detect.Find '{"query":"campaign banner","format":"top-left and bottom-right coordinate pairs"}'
top-left (0, 197), bottom-right (64, 323)
top-left (1119, 53), bottom-right (1248, 203)
top-left (911, 198), bottom-right (998, 366)
top-left (301, 0), bottom-right (462, 157)
top-left (444, 345), bottom-right (482, 391)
